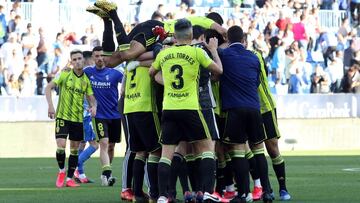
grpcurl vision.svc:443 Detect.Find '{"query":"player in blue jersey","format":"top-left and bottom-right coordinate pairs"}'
top-left (86, 5), bottom-right (135, 198)
top-left (84, 46), bottom-right (123, 186)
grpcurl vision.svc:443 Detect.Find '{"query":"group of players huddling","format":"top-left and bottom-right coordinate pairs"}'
top-left (45, 0), bottom-right (292, 203)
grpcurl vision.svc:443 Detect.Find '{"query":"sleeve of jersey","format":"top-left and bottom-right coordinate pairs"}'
top-left (52, 71), bottom-right (64, 85)
top-left (196, 48), bottom-right (213, 68)
top-left (85, 77), bottom-right (94, 96)
top-left (188, 16), bottom-right (214, 29)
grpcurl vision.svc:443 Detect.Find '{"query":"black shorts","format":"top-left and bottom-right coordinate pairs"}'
top-left (128, 20), bottom-right (164, 51)
top-left (223, 108), bottom-right (265, 145)
top-left (262, 109), bottom-right (281, 140)
top-left (55, 118), bottom-right (83, 141)
top-left (93, 118), bottom-right (122, 143)
top-left (125, 112), bottom-right (161, 152)
top-left (215, 114), bottom-right (226, 140)
top-left (161, 110), bottom-right (211, 145)
top-left (202, 109), bottom-right (219, 140)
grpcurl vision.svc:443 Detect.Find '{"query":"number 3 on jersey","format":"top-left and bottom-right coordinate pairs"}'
top-left (170, 65), bottom-right (184, 89)
top-left (130, 69), bottom-right (137, 88)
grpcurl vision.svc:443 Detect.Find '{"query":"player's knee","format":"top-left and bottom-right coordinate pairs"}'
top-left (151, 148), bottom-right (161, 157)
top-left (160, 145), bottom-right (175, 160)
top-left (267, 147), bottom-right (280, 158)
top-left (136, 151), bottom-right (147, 158)
top-left (70, 148), bottom-right (79, 156)
top-left (265, 139), bottom-right (280, 158)
top-left (252, 147), bottom-right (265, 156)
top-left (56, 147), bottom-right (65, 154)
top-left (175, 142), bottom-right (187, 155)
top-left (56, 139), bottom-right (66, 148)
top-left (148, 153), bottom-right (160, 163)
top-left (90, 142), bottom-right (99, 150)
top-left (194, 138), bottom-right (214, 153)
top-left (250, 142), bottom-right (265, 151)
top-left (99, 138), bottom-right (109, 146)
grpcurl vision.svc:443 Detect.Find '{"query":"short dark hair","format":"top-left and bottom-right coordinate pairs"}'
top-left (206, 12), bottom-right (223, 26)
top-left (92, 46), bottom-right (103, 52)
top-left (151, 11), bottom-right (164, 21)
top-left (192, 25), bottom-right (205, 40)
top-left (205, 29), bottom-right (225, 46)
top-left (174, 18), bottom-right (193, 40)
top-left (227, 25), bottom-right (243, 44)
top-left (175, 18), bottom-right (192, 32)
top-left (70, 49), bottom-right (83, 58)
top-left (83, 51), bottom-right (93, 59)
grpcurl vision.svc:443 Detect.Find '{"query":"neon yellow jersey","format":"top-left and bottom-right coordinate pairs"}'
top-left (152, 45), bottom-right (213, 110)
top-left (211, 81), bottom-right (225, 117)
top-left (53, 70), bottom-right (93, 122)
top-left (123, 66), bottom-right (157, 114)
top-left (163, 16), bottom-right (214, 35)
top-left (253, 51), bottom-right (276, 113)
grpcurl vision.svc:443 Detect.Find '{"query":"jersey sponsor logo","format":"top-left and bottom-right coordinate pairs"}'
top-left (91, 81), bottom-right (111, 89)
top-left (167, 92), bottom-right (189, 98)
top-left (126, 92), bottom-right (141, 99)
top-left (105, 75), bottom-right (109, 81)
top-left (66, 85), bottom-right (86, 94)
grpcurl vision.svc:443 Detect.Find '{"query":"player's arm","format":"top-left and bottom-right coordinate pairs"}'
top-left (140, 60), bottom-right (154, 67)
top-left (127, 43), bottom-right (162, 71)
top-left (106, 51), bottom-right (123, 68)
top-left (84, 76), bottom-right (97, 117)
top-left (86, 94), bottom-right (97, 117)
top-left (45, 81), bottom-right (57, 119)
top-left (189, 16), bottom-right (227, 38)
top-left (149, 66), bottom-right (159, 77)
top-left (128, 59), bottom-right (154, 71)
top-left (210, 23), bottom-right (227, 39)
top-left (149, 50), bottom-right (162, 77)
top-left (126, 51), bottom-right (154, 69)
top-left (136, 51), bottom-right (155, 61)
top-left (154, 71), bottom-right (164, 85)
top-left (205, 38), bottom-right (223, 77)
top-left (120, 74), bottom-right (126, 97)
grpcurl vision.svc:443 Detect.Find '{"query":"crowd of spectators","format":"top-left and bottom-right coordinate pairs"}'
top-left (0, 0), bottom-right (359, 96)
top-left (0, 1), bottom-right (102, 96)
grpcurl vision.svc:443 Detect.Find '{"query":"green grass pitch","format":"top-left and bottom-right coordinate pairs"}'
top-left (0, 155), bottom-right (359, 203)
